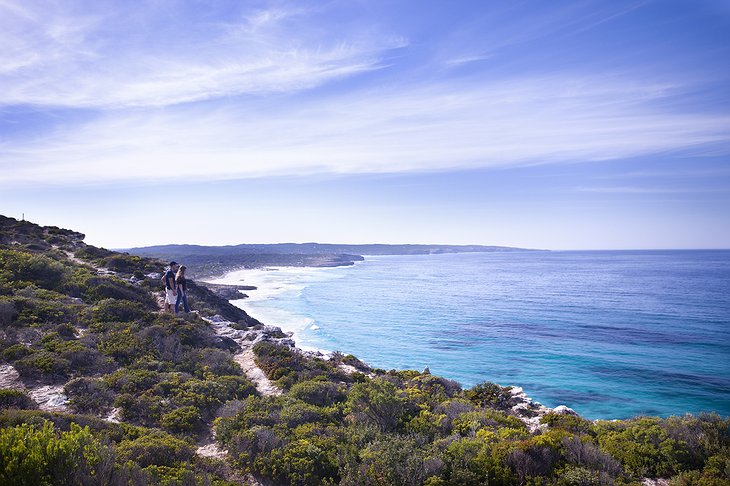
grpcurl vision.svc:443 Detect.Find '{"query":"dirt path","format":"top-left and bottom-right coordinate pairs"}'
top-left (233, 349), bottom-right (282, 397)
top-left (204, 316), bottom-right (282, 397)
top-left (194, 316), bottom-right (284, 467)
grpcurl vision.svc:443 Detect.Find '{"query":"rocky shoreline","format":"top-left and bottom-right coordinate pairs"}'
top-left (201, 307), bottom-right (579, 433)
top-left (200, 270), bottom-right (581, 433)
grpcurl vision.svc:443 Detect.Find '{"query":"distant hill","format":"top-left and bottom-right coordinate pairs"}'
top-left (127, 243), bottom-right (536, 278)
top-left (129, 242), bottom-right (530, 256)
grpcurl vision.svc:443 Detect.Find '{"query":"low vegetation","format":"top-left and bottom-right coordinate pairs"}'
top-left (1, 215), bottom-right (729, 485)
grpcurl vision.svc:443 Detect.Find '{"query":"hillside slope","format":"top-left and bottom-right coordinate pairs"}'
top-left (1, 215), bottom-right (728, 486)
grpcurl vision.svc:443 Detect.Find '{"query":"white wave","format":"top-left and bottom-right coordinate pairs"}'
top-left (206, 265), bottom-right (348, 303)
top-left (205, 265), bottom-right (356, 354)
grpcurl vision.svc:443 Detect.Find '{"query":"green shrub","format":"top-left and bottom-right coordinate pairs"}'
top-left (40, 332), bottom-right (84, 353)
top-left (91, 298), bottom-right (148, 323)
top-left (264, 436), bottom-right (340, 485)
top-left (101, 254), bottom-right (157, 274)
top-left (465, 382), bottom-right (515, 411)
top-left (64, 377), bottom-right (114, 414)
top-left (406, 409), bottom-right (449, 438)
top-left (0, 420), bottom-right (112, 486)
top-left (554, 465), bottom-right (601, 486)
top-left (2, 343), bottom-right (33, 361)
top-left (97, 327), bottom-right (150, 364)
top-left (172, 377), bottom-right (255, 415)
top-left (278, 399), bottom-right (328, 428)
top-left (289, 380), bottom-right (347, 407)
top-left (160, 406), bottom-right (203, 434)
top-left (702, 453), bottom-right (730, 479)
top-left (451, 409), bottom-right (526, 437)
top-left (0, 389), bottom-right (36, 410)
top-left (180, 348), bottom-right (242, 377)
top-left (668, 469), bottom-right (730, 486)
top-left (405, 373), bottom-right (462, 407)
top-left (12, 297), bottom-right (76, 327)
top-left (542, 412), bottom-right (595, 435)
top-left (116, 432), bottom-right (195, 468)
top-left (346, 378), bottom-right (408, 433)
top-left (82, 275), bottom-right (155, 306)
top-left (73, 245), bottom-right (114, 262)
top-left (595, 417), bottom-right (692, 478)
top-left (105, 368), bottom-right (164, 394)
top-left (212, 375), bottom-right (257, 402)
top-left (14, 350), bottom-right (70, 378)
top-left (342, 434), bottom-right (440, 486)
top-left (0, 250), bottom-right (69, 291)
top-left (115, 393), bottom-right (164, 427)
top-left (438, 436), bottom-right (514, 485)
top-left (215, 395), bottom-right (283, 444)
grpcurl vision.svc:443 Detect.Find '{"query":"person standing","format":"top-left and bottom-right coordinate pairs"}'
top-left (163, 261), bottom-right (179, 313)
top-left (175, 265), bottom-right (191, 313)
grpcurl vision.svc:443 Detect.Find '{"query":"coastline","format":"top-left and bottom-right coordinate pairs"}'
top-left (203, 263), bottom-right (354, 353)
top-left (201, 259), bottom-right (577, 430)
top-left (200, 251), bottom-right (730, 421)
top-left (5, 216), bottom-right (728, 484)
top-left (199, 284), bottom-right (572, 433)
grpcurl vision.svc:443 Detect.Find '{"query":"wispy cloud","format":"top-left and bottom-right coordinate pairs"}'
top-left (575, 186), bottom-right (719, 194)
top-left (2, 75), bottom-right (728, 186)
top-left (591, 168), bottom-right (730, 179)
top-left (0, 1), bottom-right (402, 108)
top-left (440, 1), bottom-right (647, 68)
top-left (1, 1), bottom-right (728, 189)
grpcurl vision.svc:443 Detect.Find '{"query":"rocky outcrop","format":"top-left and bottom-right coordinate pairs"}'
top-left (508, 386), bottom-right (577, 432)
top-left (0, 364), bottom-right (68, 413)
top-left (200, 283), bottom-right (255, 301)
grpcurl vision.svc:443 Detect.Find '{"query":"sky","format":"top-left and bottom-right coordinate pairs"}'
top-left (1, 0), bottom-right (729, 250)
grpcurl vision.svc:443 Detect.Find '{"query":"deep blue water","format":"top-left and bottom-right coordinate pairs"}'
top-left (214, 250), bottom-right (730, 420)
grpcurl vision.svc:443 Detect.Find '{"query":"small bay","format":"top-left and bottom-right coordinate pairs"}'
top-left (212, 250), bottom-right (730, 420)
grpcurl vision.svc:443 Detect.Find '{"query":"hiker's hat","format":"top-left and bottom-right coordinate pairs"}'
top-left (169, 261), bottom-right (178, 266)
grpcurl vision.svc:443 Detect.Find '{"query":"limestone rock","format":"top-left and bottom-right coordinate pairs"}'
top-left (553, 405), bottom-right (578, 415)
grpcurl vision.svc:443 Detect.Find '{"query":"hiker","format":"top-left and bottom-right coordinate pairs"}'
top-left (175, 265), bottom-right (190, 313)
top-left (163, 261), bottom-right (179, 312)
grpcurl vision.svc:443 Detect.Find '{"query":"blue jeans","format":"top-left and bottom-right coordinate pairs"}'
top-left (175, 291), bottom-right (190, 313)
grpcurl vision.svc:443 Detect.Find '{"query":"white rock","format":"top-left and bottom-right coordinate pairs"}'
top-left (553, 405), bottom-right (578, 415)
top-left (104, 407), bottom-right (122, 423)
top-left (0, 364), bottom-right (23, 390)
top-left (28, 385), bottom-right (68, 412)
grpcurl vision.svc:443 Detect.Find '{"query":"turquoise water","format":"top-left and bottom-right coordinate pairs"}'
top-left (213, 250), bottom-right (730, 420)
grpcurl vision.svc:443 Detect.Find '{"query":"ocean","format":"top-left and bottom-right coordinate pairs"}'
top-left (209, 250), bottom-right (730, 420)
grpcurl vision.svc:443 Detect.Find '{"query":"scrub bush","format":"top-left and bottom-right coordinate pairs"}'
top-left (14, 350), bottom-right (70, 379)
top-left (91, 298), bottom-right (147, 323)
top-left (0, 250), bottom-right (69, 292)
top-left (465, 382), bottom-right (516, 411)
top-left (0, 420), bottom-right (112, 486)
top-left (160, 406), bottom-right (203, 434)
top-left (64, 377), bottom-right (114, 414)
top-left (116, 431), bottom-right (195, 468)
top-left (346, 378), bottom-right (408, 433)
top-left (0, 390), bottom-right (36, 410)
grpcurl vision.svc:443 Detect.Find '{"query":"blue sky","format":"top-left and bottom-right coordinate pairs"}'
top-left (1, 0), bottom-right (729, 249)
